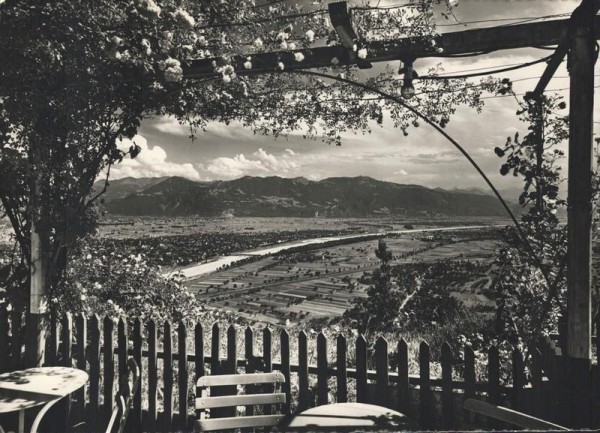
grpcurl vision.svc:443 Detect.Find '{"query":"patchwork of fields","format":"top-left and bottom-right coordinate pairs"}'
top-left (184, 230), bottom-right (501, 326)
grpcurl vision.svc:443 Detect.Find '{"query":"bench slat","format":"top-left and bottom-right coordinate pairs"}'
top-left (196, 414), bottom-right (284, 431)
top-left (196, 392), bottom-right (286, 409)
top-left (463, 398), bottom-right (568, 431)
top-left (197, 372), bottom-right (284, 387)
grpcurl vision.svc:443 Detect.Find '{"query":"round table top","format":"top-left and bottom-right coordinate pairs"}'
top-left (0, 367), bottom-right (88, 413)
top-left (287, 402), bottom-right (410, 429)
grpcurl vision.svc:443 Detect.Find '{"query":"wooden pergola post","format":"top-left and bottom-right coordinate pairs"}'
top-left (565, 0), bottom-right (596, 426)
top-left (24, 141), bottom-right (47, 368)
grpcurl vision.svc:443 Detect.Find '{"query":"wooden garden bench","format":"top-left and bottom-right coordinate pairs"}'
top-left (463, 398), bottom-right (568, 431)
top-left (195, 372), bottom-right (286, 431)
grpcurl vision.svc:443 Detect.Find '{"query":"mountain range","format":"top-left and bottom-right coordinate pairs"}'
top-left (95, 176), bottom-right (518, 217)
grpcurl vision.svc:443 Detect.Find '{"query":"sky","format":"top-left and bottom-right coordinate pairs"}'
top-left (111, 0), bottom-right (600, 194)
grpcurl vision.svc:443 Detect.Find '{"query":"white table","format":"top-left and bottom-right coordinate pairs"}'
top-left (287, 402), bottom-right (410, 430)
top-left (0, 367), bottom-right (88, 433)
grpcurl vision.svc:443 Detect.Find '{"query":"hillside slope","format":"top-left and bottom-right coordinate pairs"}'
top-left (97, 175), bottom-right (515, 217)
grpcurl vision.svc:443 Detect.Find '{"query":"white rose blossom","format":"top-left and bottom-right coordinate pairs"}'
top-left (163, 57), bottom-right (183, 82)
top-left (138, 0), bottom-right (161, 18)
top-left (305, 29), bottom-right (315, 42)
top-left (357, 48), bottom-right (368, 59)
top-left (294, 52), bottom-right (305, 62)
top-left (141, 38), bottom-right (152, 55)
top-left (175, 8), bottom-right (196, 30)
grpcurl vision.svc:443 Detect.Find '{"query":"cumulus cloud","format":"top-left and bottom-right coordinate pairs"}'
top-left (109, 135), bottom-right (201, 180)
top-left (202, 148), bottom-right (298, 179)
top-left (149, 117), bottom-right (191, 136)
top-left (394, 169), bottom-right (408, 176)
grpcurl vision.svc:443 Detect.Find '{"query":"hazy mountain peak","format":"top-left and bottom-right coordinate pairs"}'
top-left (98, 175), bottom-right (515, 218)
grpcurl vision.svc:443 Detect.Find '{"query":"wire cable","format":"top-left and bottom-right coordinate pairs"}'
top-left (417, 54), bottom-right (554, 80)
top-left (436, 13), bottom-right (570, 28)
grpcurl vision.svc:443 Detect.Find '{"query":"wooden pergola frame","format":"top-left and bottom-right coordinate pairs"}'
top-left (23, 0), bottom-right (599, 424)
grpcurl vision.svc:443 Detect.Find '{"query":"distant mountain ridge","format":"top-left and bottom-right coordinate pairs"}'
top-left (95, 175), bottom-right (517, 217)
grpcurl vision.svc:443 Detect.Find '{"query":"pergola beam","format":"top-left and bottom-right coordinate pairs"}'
top-left (184, 16), bottom-right (600, 78)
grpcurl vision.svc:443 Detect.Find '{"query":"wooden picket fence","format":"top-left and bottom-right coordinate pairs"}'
top-left (0, 310), bottom-right (598, 431)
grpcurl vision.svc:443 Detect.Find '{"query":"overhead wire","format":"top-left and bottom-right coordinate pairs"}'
top-left (436, 13), bottom-right (570, 27)
top-left (417, 54), bottom-right (554, 80)
top-left (428, 58), bottom-right (565, 76)
top-left (193, 9), bottom-right (573, 33)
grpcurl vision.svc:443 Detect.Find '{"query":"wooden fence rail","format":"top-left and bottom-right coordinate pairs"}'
top-left (0, 311), bottom-right (597, 432)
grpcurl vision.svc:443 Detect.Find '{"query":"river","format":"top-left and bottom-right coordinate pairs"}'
top-left (172, 224), bottom-right (499, 279)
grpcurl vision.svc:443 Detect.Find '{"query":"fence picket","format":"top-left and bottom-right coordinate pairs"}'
top-left (178, 322), bottom-right (188, 431)
top-left (512, 347), bottom-right (524, 410)
top-left (280, 330), bottom-right (291, 416)
top-left (132, 318), bottom-right (142, 433)
top-left (164, 320), bottom-right (173, 431)
top-left (61, 313), bottom-right (73, 366)
top-left (397, 338), bottom-right (409, 413)
top-left (263, 328), bottom-right (273, 415)
top-left (298, 331), bottom-right (310, 411)
top-left (464, 345), bottom-right (475, 399)
top-left (356, 335), bottom-right (367, 404)
top-left (47, 310), bottom-right (58, 366)
top-left (441, 341), bottom-right (453, 429)
top-left (225, 325), bottom-right (238, 418)
top-left (74, 314), bottom-right (86, 427)
top-left (488, 345), bottom-right (501, 429)
top-left (227, 325), bottom-right (237, 374)
top-left (89, 315), bottom-right (101, 433)
top-left (244, 326), bottom-right (255, 419)
top-left (245, 326), bottom-right (254, 371)
top-left (118, 318), bottom-right (129, 395)
top-left (488, 345), bottom-right (501, 405)
top-left (531, 347), bottom-right (543, 418)
top-left (10, 309), bottom-right (21, 369)
top-left (103, 316), bottom-right (115, 424)
top-left (375, 337), bottom-right (389, 407)
top-left (211, 323), bottom-right (220, 375)
top-left (419, 341), bottom-right (432, 429)
top-left (195, 323), bottom-right (205, 380)
top-left (317, 332), bottom-right (328, 406)
top-left (59, 313), bottom-right (73, 432)
top-left (336, 334), bottom-right (347, 403)
top-left (147, 319), bottom-right (158, 433)
top-left (263, 327), bottom-right (272, 372)
top-left (464, 344), bottom-right (477, 426)
top-left (0, 305), bottom-right (9, 373)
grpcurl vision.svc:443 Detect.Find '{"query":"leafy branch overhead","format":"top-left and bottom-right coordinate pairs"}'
top-left (0, 0), bottom-right (495, 310)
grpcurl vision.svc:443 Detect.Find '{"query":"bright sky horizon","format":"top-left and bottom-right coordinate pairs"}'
top-left (109, 0), bottom-right (600, 194)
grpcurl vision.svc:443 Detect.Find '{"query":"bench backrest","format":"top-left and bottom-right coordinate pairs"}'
top-left (195, 372), bottom-right (286, 432)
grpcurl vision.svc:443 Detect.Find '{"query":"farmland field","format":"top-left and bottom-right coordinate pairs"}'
top-left (0, 215), bottom-right (506, 327)
top-left (184, 226), bottom-right (503, 327)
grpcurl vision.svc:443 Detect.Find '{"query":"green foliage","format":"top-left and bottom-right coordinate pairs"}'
top-left (0, 0), bottom-right (497, 319)
top-left (491, 90), bottom-right (571, 348)
top-left (56, 241), bottom-right (228, 324)
top-left (344, 239), bottom-right (405, 333)
top-left (344, 240), bottom-right (470, 339)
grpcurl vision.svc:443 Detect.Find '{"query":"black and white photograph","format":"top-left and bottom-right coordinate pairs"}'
top-left (0, 0), bottom-right (599, 431)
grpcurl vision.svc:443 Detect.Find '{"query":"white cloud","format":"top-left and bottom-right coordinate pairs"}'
top-left (202, 148), bottom-right (298, 179)
top-left (110, 135), bottom-right (202, 180)
top-left (394, 169), bottom-right (408, 176)
top-left (150, 117), bottom-right (191, 136)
